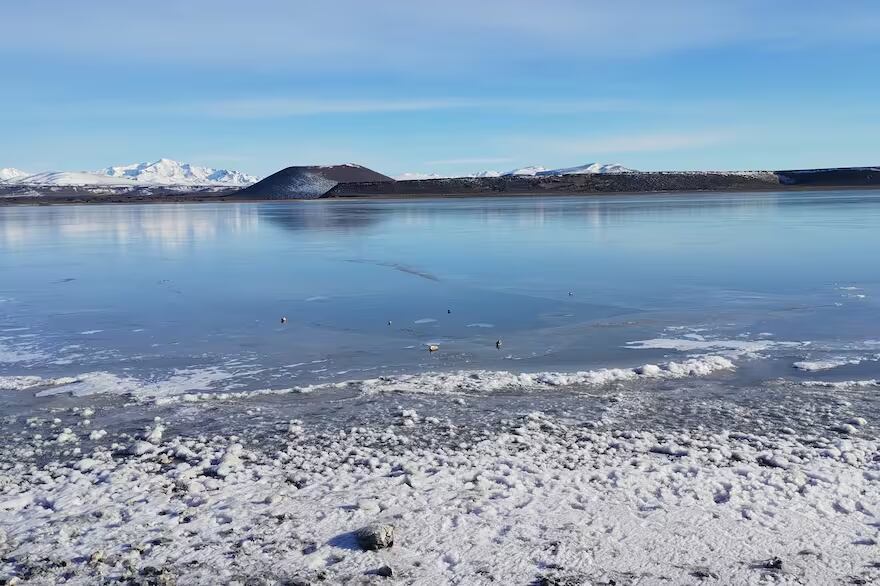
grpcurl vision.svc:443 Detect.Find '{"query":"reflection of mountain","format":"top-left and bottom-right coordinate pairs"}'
top-left (259, 191), bottom-right (798, 238)
top-left (0, 204), bottom-right (259, 249)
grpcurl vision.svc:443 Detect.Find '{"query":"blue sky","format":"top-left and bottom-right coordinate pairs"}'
top-left (2, 0), bottom-right (879, 177)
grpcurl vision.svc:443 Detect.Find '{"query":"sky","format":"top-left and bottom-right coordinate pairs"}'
top-left (1, 0), bottom-right (879, 178)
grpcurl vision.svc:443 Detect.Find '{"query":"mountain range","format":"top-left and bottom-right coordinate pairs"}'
top-left (0, 159), bottom-right (258, 187)
top-left (3, 159), bottom-right (631, 188)
top-left (393, 163), bottom-right (633, 180)
top-left (1, 161), bottom-right (878, 203)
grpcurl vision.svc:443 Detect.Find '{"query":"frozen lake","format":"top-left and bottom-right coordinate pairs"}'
top-left (1, 191), bottom-right (879, 406)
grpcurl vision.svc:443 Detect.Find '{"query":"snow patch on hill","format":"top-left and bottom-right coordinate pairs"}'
top-left (470, 170), bottom-right (502, 178)
top-left (503, 165), bottom-right (549, 176)
top-left (7, 171), bottom-right (126, 186)
top-left (505, 163), bottom-right (635, 176)
top-left (538, 162), bottom-right (634, 175)
top-left (394, 172), bottom-right (445, 181)
top-left (0, 168), bottom-right (30, 182)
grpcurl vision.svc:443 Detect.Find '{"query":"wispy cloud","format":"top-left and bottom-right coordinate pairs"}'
top-left (192, 97), bottom-right (638, 119)
top-left (198, 98), bottom-right (477, 118)
top-left (25, 97), bottom-right (642, 120)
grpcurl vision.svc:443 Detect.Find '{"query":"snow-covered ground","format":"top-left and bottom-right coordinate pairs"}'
top-left (0, 380), bottom-right (877, 585)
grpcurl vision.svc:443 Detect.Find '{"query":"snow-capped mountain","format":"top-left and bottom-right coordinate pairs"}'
top-left (394, 170), bottom-right (505, 181)
top-left (97, 158), bottom-right (257, 186)
top-left (2, 159), bottom-right (258, 187)
top-left (394, 172), bottom-right (444, 181)
top-left (503, 166), bottom-right (549, 176)
top-left (537, 162), bottom-right (634, 175)
top-left (393, 164), bottom-right (632, 181)
top-left (0, 168), bottom-right (31, 182)
top-left (10, 171), bottom-right (128, 186)
top-left (503, 163), bottom-right (635, 177)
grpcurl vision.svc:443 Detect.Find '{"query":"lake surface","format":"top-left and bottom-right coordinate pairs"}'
top-left (1, 191), bottom-right (879, 424)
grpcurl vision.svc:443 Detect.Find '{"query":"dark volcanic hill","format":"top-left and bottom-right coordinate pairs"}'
top-left (236, 164), bottom-right (393, 199)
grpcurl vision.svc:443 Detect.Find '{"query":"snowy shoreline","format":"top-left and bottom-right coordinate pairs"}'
top-left (1, 390), bottom-right (877, 585)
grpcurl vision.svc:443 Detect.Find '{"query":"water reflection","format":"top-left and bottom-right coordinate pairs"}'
top-left (1, 191), bottom-right (878, 253)
top-left (261, 191), bottom-right (797, 235)
top-left (0, 204), bottom-right (259, 249)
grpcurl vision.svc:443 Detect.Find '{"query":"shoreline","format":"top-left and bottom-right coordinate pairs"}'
top-left (1, 388), bottom-right (877, 585)
top-left (1, 183), bottom-right (879, 207)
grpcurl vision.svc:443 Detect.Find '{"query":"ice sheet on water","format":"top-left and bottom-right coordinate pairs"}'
top-left (28, 367), bottom-right (242, 399)
top-left (793, 359), bottom-right (860, 371)
top-left (626, 337), bottom-right (801, 358)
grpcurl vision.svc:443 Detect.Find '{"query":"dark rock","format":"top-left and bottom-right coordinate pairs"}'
top-left (355, 524), bottom-right (394, 550)
top-left (691, 567), bottom-right (719, 580)
top-left (366, 565), bottom-right (393, 578)
top-left (533, 574), bottom-right (589, 586)
top-left (757, 557), bottom-right (783, 570)
top-left (137, 565), bottom-right (176, 585)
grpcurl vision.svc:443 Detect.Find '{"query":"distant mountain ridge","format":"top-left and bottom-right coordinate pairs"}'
top-left (0, 158), bottom-right (258, 187)
top-left (395, 162), bottom-right (635, 180)
top-left (3, 160), bottom-right (878, 203)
